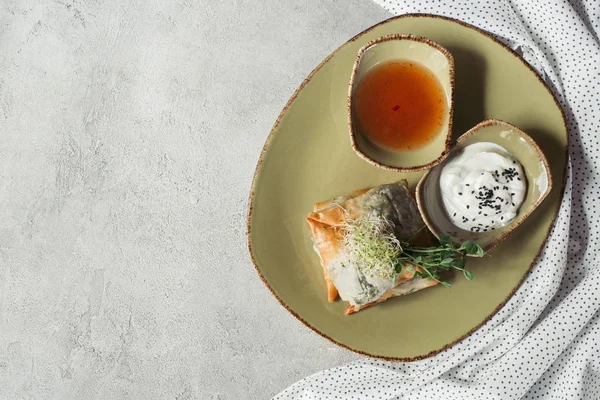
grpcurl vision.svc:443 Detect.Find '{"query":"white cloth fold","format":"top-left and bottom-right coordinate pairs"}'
top-left (275, 0), bottom-right (600, 398)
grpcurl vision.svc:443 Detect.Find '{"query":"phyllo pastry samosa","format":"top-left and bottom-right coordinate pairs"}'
top-left (306, 180), bottom-right (439, 315)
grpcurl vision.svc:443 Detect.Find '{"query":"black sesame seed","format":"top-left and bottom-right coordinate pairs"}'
top-left (458, 192), bottom-right (463, 195)
top-left (453, 212), bottom-right (457, 217)
top-left (501, 216), bottom-right (504, 220)
top-left (467, 205), bottom-right (470, 209)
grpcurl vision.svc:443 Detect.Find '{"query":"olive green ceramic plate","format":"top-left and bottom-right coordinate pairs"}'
top-left (247, 14), bottom-right (567, 361)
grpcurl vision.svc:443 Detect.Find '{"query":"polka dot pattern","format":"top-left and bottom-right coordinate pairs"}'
top-left (274, 1), bottom-right (600, 398)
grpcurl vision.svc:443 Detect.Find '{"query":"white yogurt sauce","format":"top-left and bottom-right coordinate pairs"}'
top-left (440, 142), bottom-right (527, 232)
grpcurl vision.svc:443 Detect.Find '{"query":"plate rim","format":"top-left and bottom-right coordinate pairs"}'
top-left (246, 13), bottom-right (569, 361)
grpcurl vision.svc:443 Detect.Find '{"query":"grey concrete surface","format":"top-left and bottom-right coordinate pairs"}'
top-left (0, 1), bottom-right (391, 399)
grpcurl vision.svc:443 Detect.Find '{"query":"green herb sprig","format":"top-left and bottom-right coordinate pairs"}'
top-left (396, 234), bottom-right (485, 287)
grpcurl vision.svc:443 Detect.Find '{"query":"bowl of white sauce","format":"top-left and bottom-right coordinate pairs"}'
top-left (416, 119), bottom-right (552, 253)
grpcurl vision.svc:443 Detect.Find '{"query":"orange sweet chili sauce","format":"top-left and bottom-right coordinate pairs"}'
top-left (354, 60), bottom-right (447, 151)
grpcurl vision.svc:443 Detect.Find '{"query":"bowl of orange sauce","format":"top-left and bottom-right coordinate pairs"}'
top-left (348, 34), bottom-right (454, 171)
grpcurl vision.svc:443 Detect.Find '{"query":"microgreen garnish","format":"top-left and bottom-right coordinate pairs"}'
top-left (397, 234), bottom-right (484, 287)
top-left (341, 215), bottom-right (400, 280)
top-left (341, 215), bottom-right (485, 287)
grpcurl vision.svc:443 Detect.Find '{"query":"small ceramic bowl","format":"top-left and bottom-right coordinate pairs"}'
top-left (416, 119), bottom-right (552, 253)
top-left (348, 34), bottom-right (454, 172)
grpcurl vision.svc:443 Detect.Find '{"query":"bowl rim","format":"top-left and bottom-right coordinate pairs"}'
top-left (415, 118), bottom-right (554, 254)
top-left (347, 33), bottom-right (455, 172)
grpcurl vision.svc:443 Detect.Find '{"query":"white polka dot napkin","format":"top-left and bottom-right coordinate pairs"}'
top-left (274, 0), bottom-right (600, 398)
